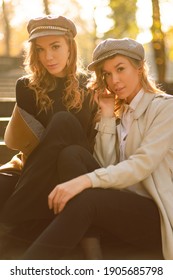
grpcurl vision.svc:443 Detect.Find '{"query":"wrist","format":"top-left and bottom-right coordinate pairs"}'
top-left (80, 174), bottom-right (92, 189)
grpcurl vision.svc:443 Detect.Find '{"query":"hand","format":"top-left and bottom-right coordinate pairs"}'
top-left (94, 89), bottom-right (115, 118)
top-left (48, 175), bottom-right (92, 214)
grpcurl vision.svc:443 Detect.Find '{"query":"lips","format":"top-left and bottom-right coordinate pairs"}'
top-left (115, 87), bottom-right (124, 92)
top-left (47, 64), bottom-right (58, 69)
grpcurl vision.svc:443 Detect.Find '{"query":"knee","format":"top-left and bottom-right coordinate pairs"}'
top-left (58, 145), bottom-right (84, 163)
top-left (57, 145), bottom-right (88, 181)
top-left (50, 112), bottom-right (78, 129)
top-left (46, 112), bottom-right (83, 140)
top-left (68, 189), bottom-right (97, 214)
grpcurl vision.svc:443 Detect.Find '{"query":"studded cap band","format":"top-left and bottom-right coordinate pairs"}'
top-left (30, 25), bottom-right (69, 36)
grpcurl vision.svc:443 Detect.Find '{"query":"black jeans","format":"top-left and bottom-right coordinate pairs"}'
top-left (0, 173), bottom-right (19, 211)
top-left (22, 145), bottom-right (162, 260)
top-left (0, 112), bottom-right (93, 236)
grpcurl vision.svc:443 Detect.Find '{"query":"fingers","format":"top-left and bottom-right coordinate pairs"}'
top-left (100, 92), bottom-right (115, 98)
top-left (48, 186), bottom-right (69, 214)
top-left (48, 187), bottom-right (61, 214)
top-left (48, 177), bottom-right (87, 215)
top-left (56, 199), bottom-right (66, 213)
top-left (52, 192), bottom-right (67, 214)
top-left (48, 187), bottom-right (57, 210)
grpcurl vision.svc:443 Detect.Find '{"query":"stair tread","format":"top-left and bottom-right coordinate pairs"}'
top-left (0, 117), bottom-right (10, 121)
top-left (0, 97), bottom-right (15, 101)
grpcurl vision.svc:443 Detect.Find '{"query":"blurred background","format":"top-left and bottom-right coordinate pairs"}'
top-left (0, 0), bottom-right (173, 89)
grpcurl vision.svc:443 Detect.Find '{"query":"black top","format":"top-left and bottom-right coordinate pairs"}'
top-left (16, 75), bottom-right (96, 144)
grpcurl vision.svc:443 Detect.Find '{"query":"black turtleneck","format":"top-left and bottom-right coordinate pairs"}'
top-left (15, 76), bottom-right (96, 143)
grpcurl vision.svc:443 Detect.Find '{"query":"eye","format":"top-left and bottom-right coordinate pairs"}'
top-left (117, 66), bottom-right (124, 72)
top-left (52, 44), bottom-right (60, 50)
top-left (36, 47), bottom-right (43, 53)
top-left (103, 72), bottom-right (111, 79)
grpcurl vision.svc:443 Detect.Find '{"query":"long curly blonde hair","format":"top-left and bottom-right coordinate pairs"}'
top-left (87, 54), bottom-right (164, 119)
top-left (23, 33), bottom-right (84, 113)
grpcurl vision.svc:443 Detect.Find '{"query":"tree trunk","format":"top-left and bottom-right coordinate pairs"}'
top-left (151, 0), bottom-right (166, 83)
top-left (43, 0), bottom-right (50, 15)
top-left (2, 0), bottom-right (10, 56)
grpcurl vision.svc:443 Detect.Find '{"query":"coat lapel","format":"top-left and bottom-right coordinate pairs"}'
top-left (125, 93), bottom-right (156, 157)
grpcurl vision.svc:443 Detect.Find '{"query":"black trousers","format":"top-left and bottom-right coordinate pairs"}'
top-left (0, 173), bottom-right (19, 211)
top-left (0, 112), bottom-right (93, 240)
top-left (22, 144), bottom-right (162, 260)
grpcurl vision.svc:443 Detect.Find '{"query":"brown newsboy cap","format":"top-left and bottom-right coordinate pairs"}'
top-left (88, 38), bottom-right (145, 71)
top-left (27, 15), bottom-right (77, 41)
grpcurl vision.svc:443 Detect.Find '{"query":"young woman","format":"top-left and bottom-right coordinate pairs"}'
top-left (0, 15), bottom-right (97, 258)
top-left (22, 38), bottom-right (173, 260)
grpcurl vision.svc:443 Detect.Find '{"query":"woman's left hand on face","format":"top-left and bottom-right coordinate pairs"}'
top-left (97, 90), bottom-right (115, 118)
top-left (48, 175), bottom-right (92, 214)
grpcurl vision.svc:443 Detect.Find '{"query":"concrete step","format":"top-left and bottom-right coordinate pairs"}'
top-left (0, 87), bottom-right (15, 98)
top-left (0, 77), bottom-right (17, 98)
top-left (0, 78), bottom-right (17, 85)
top-left (0, 117), bottom-right (10, 139)
top-left (0, 92), bottom-right (16, 98)
top-left (0, 97), bottom-right (15, 117)
top-left (0, 98), bottom-right (16, 164)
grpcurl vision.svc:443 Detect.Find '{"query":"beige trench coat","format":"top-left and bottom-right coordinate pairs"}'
top-left (88, 92), bottom-right (173, 259)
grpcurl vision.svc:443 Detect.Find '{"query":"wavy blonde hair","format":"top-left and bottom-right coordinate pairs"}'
top-left (23, 34), bottom-right (84, 113)
top-left (87, 54), bottom-right (164, 119)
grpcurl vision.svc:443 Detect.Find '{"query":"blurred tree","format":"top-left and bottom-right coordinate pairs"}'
top-left (2, 0), bottom-right (11, 55)
top-left (105, 0), bottom-right (139, 39)
top-left (166, 27), bottom-right (173, 61)
top-left (43, 0), bottom-right (51, 14)
top-left (151, 0), bottom-right (166, 83)
top-left (0, 0), bottom-right (17, 56)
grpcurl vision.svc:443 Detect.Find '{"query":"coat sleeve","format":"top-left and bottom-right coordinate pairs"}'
top-left (93, 117), bottom-right (117, 167)
top-left (4, 104), bottom-right (44, 157)
top-left (87, 96), bottom-right (173, 189)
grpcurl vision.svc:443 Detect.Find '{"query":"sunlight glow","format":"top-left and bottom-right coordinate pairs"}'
top-left (4, 0), bottom-right (173, 44)
top-left (77, 0), bottom-right (113, 35)
top-left (160, 1), bottom-right (173, 31)
top-left (11, 0), bottom-right (44, 25)
top-left (136, 0), bottom-right (173, 43)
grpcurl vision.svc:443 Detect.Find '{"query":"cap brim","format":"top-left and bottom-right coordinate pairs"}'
top-left (88, 50), bottom-right (142, 71)
top-left (28, 30), bottom-right (66, 41)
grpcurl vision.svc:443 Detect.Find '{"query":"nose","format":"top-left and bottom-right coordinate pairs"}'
top-left (111, 73), bottom-right (119, 84)
top-left (45, 50), bottom-right (53, 60)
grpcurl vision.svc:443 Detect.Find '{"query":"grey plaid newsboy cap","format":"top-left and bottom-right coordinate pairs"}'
top-left (88, 38), bottom-right (145, 71)
top-left (27, 15), bottom-right (77, 41)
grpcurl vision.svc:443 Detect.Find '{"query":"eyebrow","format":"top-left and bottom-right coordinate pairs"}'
top-left (36, 41), bottom-right (61, 47)
top-left (102, 62), bottom-right (125, 72)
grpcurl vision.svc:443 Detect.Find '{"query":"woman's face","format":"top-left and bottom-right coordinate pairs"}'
top-left (102, 55), bottom-right (142, 104)
top-left (35, 35), bottom-right (70, 77)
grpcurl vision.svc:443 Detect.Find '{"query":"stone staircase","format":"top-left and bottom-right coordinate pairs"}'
top-left (0, 75), bottom-right (19, 165)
